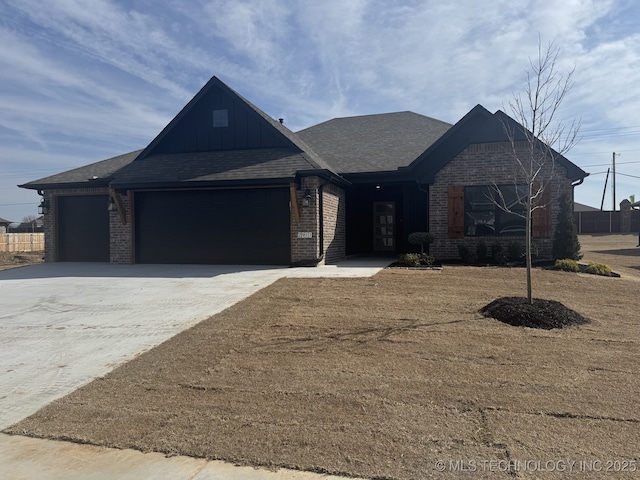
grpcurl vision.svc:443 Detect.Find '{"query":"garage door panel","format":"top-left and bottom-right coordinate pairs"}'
top-left (58, 195), bottom-right (110, 262)
top-left (135, 189), bottom-right (290, 264)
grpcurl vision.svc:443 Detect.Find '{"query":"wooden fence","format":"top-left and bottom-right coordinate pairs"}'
top-left (0, 233), bottom-right (45, 253)
top-left (574, 210), bottom-right (640, 234)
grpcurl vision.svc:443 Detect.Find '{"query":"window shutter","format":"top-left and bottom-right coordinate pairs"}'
top-left (532, 184), bottom-right (551, 238)
top-left (448, 185), bottom-right (465, 239)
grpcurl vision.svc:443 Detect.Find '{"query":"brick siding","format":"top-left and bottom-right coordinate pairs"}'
top-left (109, 192), bottom-right (132, 264)
top-left (290, 177), bottom-right (346, 265)
top-left (429, 142), bottom-right (573, 260)
top-left (322, 183), bottom-right (346, 264)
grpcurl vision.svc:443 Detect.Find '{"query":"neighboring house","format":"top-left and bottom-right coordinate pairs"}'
top-left (20, 76), bottom-right (588, 265)
top-left (0, 217), bottom-right (11, 234)
top-left (9, 216), bottom-right (44, 233)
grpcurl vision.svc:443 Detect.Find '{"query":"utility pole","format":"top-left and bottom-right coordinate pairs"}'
top-left (612, 152), bottom-right (616, 211)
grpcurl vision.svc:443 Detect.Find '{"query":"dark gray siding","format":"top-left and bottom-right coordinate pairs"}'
top-left (144, 84), bottom-right (291, 156)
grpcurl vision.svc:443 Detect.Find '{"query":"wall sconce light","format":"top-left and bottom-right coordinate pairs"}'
top-left (38, 197), bottom-right (50, 215)
top-left (302, 189), bottom-right (312, 207)
top-left (108, 196), bottom-right (117, 211)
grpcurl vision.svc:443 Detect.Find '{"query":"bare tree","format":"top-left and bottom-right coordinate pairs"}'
top-left (495, 39), bottom-right (580, 304)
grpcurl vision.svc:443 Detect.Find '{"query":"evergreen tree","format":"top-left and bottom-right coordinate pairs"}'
top-left (552, 193), bottom-right (582, 260)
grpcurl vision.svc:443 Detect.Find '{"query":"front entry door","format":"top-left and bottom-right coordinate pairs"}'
top-left (373, 201), bottom-right (395, 251)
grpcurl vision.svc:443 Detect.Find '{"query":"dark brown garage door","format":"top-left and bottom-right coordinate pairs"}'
top-left (134, 188), bottom-right (290, 264)
top-left (57, 195), bottom-right (110, 262)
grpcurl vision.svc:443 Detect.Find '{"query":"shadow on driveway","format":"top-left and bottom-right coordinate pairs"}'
top-left (0, 262), bottom-right (288, 280)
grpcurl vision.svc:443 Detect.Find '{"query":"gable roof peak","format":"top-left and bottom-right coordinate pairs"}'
top-left (134, 75), bottom-right (337, 175)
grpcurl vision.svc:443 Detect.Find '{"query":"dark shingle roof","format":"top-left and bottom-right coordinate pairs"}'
top-left (20, 150), bottom-right (142, 190)
top-left (110, 148), bottom-right (324, 188)
top-left (0, 217), bottom-right (11, 225)
top-left (297, 111), bottom-right (452, 174)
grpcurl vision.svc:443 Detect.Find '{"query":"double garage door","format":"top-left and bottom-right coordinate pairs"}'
top-left (56, 189), bottom-right (291, 264)
top-left (134, 188), bottom-right (290, 265)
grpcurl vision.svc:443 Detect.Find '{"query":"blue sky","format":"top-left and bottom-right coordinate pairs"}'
top-left (1, 0), bottom-right (639, 222)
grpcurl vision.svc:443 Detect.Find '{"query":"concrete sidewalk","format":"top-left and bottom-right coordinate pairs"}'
top-left (0, 259), bottom-right (387, 479)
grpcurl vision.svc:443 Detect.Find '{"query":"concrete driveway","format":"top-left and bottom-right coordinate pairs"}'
top-left (0, 260), bottom-right (386, 479)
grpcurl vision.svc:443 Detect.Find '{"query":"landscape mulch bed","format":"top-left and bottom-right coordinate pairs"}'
top-left (480, 296), bottom-right (591, 329)
top-left (5, 266), bottom-right (640, 479)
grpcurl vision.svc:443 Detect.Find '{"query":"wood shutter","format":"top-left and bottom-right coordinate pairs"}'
top-left (532, 184), bottom-right (551, 238)
top-left (448, 185), bottom-right (465, 239)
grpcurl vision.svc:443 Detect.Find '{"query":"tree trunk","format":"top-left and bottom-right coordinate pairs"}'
top-left (526, 184), bottom-right (533, 304)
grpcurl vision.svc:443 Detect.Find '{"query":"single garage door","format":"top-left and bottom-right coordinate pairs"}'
top-left (134, 188), bottom-right (290, 264)
top-left (57, 195), bottom-right (110, 262)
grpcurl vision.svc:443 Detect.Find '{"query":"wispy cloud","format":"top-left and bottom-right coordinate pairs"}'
top-left (0, 0), bottom-right (638, 219)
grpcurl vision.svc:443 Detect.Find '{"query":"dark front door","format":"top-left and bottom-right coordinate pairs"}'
top-left (57, 195), bottom-right (110, 262)
top-left (373, 201), bottom-right (395, 251)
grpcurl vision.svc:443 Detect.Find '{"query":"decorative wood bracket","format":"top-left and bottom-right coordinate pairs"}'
top-left (109, 189), bottom-right (127, 225)
top-left (290, 183), bottom-right (300, 224)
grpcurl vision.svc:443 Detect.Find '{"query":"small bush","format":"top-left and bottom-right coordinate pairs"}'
top-left (552, 192), bottom-right (582, 260)
top-left (397, 253), bottom-right (435, 267)
top-left (554, 259), bottom-right (579, 272)
top-left (476, 239), bottom-right (488, 262)
top-left (494, 251), bottom-right (507, 264)
top-left (398, 253), bottom-right (420, 267)
top-left (531, 243), bottom-right (539, 260)
top-left (491, 242), bottom-right (505, 264)
top-left (458, 244), bottom-right (474, 263)
top-left (507, 240), bottom-right (523, 262)
top-left (585, 262), bottom-right (612, 276)
top-left (419, 253), bottom-right (436, 266)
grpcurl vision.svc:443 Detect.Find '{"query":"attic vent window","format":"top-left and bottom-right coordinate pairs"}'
top-left (212, 109), bottom-right (228, 128)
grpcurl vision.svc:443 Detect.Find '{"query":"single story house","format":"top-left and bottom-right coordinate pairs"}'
top-left (20, 76), bottom-right (588, 265)
top-left (8, 216), bottom-right (44, 233)
top-left (0, 217), bottom-right (11, 234)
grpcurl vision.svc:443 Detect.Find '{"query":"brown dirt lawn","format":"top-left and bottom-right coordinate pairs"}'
top-left (5, 236), bottom-right (640, 479)
top-left (0, 251), bottom-right (43, 271)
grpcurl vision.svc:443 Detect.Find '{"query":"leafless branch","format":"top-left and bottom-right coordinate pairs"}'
top-left (493, 37), bottom-right (580, 303)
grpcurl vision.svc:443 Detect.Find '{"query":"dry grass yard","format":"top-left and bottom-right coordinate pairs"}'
top-left (5, 235), bottom-right (640, 479)
top-left (0, 251), bottom-right (43, 271)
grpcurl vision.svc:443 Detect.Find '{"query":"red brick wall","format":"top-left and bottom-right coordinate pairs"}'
top-left (290, 177), bottom-right (346, 265)
top-left (322, 183), bottom-right (346, 264)
top-left (291, 177), bottom-right (321, 264)
top-left (429, 142), bottom-right (573, 260)
top-left (109, 192), bottom-right (132, 264)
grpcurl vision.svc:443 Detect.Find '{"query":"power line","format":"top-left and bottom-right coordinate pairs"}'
top-left (579, 160), bottom-right (640, 167)
top-left (616, 172), bottom-right (640, 179)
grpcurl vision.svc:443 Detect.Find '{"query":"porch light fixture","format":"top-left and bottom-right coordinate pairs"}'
top-left (38, 197), bottom-right (50, 215)
top-left (108, 196), bottom-right (117, 211)
top-left (302, 189), bottom-right (312, 207)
